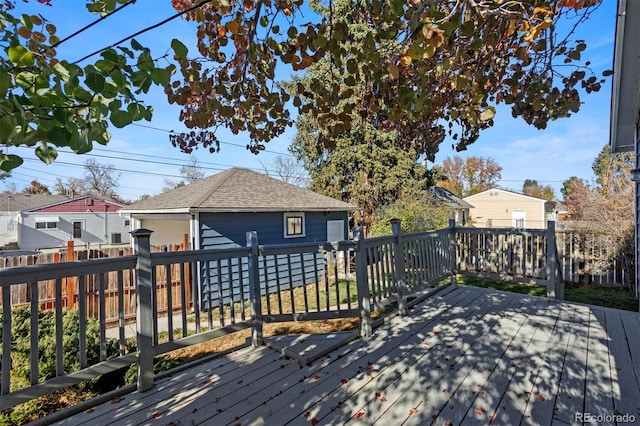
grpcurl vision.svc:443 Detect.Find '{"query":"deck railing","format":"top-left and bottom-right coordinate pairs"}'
top-left (0, 220), bottom-right (562, 413)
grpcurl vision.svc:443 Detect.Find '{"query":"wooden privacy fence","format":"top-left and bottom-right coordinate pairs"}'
top-left (0, 238), bottom-right (192, 324)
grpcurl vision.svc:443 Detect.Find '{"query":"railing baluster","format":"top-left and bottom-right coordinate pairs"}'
top-left (287, 254), bottom-right (295, 314)
top-left (262, 255), bottom-right (271, 315)
top-left (98, 272), bottom-right (107, 361)
top-left (151, 266), bottom-right (158, 346)
top-left (78, 275), bottom-right (87, 369)
top-left (1, 285), bottom-right (11, 398)
top-left (179, 263), bottom-right (187, 338)
top-left (29, 281), bottom-right (38, 386)
top-left (205, 261), bottom-right (213, 330)
top-left (55, 278), bottom-right (63, 376)
top-left (217, 259), bottom-right (224, 328)
top-left (313, 252), bottom-right (321, 312)
top-left (165, 263), bottom-right (173, 341)
top-left (239, 258), bottom-right (246, 321)
top-left (227, 258), bottom-right (235, 324)
top-left (301, 253), bottom-right (309, 313)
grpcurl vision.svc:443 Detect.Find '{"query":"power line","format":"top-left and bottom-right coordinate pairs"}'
top-left (131, 123), bottom-right (296, 158)
top-left (73, 0), bottom-right (215, 64)
top-left (51, 0), bottom-right (136, 49)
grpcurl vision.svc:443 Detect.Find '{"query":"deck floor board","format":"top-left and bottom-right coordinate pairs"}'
top-left (55, 285), bottom-right (640, 426)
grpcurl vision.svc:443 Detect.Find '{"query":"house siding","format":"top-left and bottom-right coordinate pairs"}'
top-left (198, 211), bottom-right (349, 309)
top-left (138, 218), bottom-right (190, 247)
top-left (20, 212), bottom-right (130, 250)
top-left (465, 189), bottom-right (548, 229)
top-left (199, 211), bottom-right (349, 248)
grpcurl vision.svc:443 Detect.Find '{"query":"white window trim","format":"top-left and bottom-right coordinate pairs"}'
top-left (284, 212), bottom-right (305, 238)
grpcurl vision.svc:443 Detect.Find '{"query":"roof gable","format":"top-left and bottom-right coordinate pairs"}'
top-left (123, 168), bottom-right (358, 213)
top-left (26, 195), bottom-right (123, 213)
top-left (463, 188), bottom-right (549, 203)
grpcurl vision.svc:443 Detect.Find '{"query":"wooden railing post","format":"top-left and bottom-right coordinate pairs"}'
top-left (131, 228), bottom-right (154, 392)
top-left (246, 231), bottom-right (263, 347)
top-left (449, 219), bottom-right (458, 286)
top-left (353, 227), bottom-right (371, 338)
top-left (546, 221), bottom-right (563, 300)
top-left (390, 219), bottom-right (408, 315)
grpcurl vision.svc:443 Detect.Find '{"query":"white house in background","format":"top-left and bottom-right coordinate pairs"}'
top-left (19, 195), bottom-right (130, 250)
top-left (463, 188), bottom-right (556, 229)
top-left (609, 0), bottom-right (640, 297)
top-left (0, 193), bottom-right (67, 250)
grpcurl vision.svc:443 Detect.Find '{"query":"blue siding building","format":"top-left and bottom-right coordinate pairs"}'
top-left (122, 168), bottom-right (357, 308)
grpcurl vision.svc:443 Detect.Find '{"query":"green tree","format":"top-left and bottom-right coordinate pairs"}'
top-left (290, 0), bottom-right (443, 235)
top-left (522, 179), bottom-right (555, 200)
top-left (561, 175), bottom-right (580, 199)
top-left (370, 193), bottom-right (451, 236)
top-left (438, 155), bottom-right (502, 197)
top-left (2, 0), bottom-right (609, 171)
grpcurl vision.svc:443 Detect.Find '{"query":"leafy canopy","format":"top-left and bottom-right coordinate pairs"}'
top-left (0, 0), bottom-right (178, 171)
top-left (1, 0), bottom-right (608, 171)
top-left (169, 0), bottom-right (608, 159)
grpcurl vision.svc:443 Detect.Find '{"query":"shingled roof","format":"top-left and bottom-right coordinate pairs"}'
top-left (0, 194), bottom-right (68, 211)
top-left (123, 168), bottom-right (358, 213)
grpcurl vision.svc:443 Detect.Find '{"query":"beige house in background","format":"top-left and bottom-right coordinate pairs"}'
top-left (463, 188), bottom-right (557, 229)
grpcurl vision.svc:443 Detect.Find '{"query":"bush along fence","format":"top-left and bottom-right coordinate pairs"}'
top-left (0, 220), bottom-right (564, 413)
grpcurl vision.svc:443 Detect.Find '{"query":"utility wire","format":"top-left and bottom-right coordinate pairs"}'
top-left (73, 0), bottom-right (215, 64)
top-left (51, 0), bottom-right (136, 49)
top-left (131, 123), bottom-right (296, 157)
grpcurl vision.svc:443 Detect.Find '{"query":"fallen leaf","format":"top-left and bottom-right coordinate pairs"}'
top-left (304, 412), bottom-right (312, 418)
top-left (537, 395), bottom-right (546, 401)
top-left (152, 413), bottom-right (161, 419)
top-left (341, 379), bottom-right (348, 384)
top-left (380, 396), bottom-right (387, 402)
top-left (111, 396), bottom-right (123, 404)
top-left (312, 419), bottom-right (319, 425)
top-left (85, 408), bottom-right (95, 413)
top-left (408, 407), bottom-right (418, 415)
top-left (476, 406), bottom-right (486, 416)
top-left (356, 409), bottom-right (365, 418)
top-left (314, 375), bottom-right (321, 380)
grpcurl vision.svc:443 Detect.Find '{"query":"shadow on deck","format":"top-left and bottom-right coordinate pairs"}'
top-left (48, 285), bottom-right (640, 426)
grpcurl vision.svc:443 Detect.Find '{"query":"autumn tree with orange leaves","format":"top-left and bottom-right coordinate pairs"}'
top-left (1, 0), bottom-right (608, 171)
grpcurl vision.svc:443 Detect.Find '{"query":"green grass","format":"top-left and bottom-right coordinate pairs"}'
top-left (457, 275), bottom-right (639, 312)
top-left (564, 285), bottom-right (639, 312)
top-left (457, 275), bottom-right (547, 297)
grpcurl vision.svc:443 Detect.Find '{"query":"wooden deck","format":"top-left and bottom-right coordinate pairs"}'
top-left (54, 285), bottom-right (640, 425)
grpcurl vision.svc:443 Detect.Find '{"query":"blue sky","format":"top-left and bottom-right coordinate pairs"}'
top-left (3, 0), bottom-right (617, 201)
